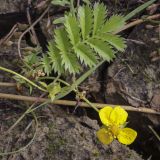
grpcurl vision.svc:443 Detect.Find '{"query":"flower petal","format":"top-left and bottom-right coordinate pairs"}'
top-left (96, 128), bottom-right (114, 145)
top-left (110, 106), bottom-right (128, 125)
top-left (99, 106), bottom-right (113, 126)
top-left (117, 128), bottom-right (137, 145)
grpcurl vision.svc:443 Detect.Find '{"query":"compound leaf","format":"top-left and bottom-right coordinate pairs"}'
top-left (46, 3), bottom-right (127, 75)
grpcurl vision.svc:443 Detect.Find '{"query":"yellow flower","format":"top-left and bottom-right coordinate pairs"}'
top-left (97, 106), bottom-right (137, 145)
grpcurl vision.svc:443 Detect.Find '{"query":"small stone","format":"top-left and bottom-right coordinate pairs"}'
top-left (155, 27), bottom-right (160, 33)
top-left (149, 51), bottom-right (157, 58)
top-left (145, 25), bottom-right (154, 29)
top-left (5, 41), bottom-right (13, 46)
top-left (151, 89), bottom-right (160, 109)
top-left (147, 3), bottom-right (160, 15)
top-left (43, 127), bottom-right (49, 133)
top-left (151, 38), bottom-right (158, 42)
top-left (151, 56), bottom-right (160, 62)
top-left (154, 40), bottom-right (159, 44)
top-left (106, 82), bottom-right (116, 95)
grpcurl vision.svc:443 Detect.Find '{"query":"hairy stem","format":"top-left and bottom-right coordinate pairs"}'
top-left (0, 66), bottom-right (47, 92)
top-left (82, 96), bottom-right (99, 112)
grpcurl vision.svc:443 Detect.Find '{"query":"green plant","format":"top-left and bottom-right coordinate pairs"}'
top-left (45, 2), bottom-right (126, 75)
top-left (0, 0), bottom-right (156, 101)
top-left (0, 0), bottom-right (158, 155)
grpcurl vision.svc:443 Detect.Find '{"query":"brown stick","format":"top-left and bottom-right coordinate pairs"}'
top-left (0, 92), bottom-right (159, 115)
top-left (118, 14), bottom-right (160, 33)
top-left (0, 24), bottom-right (18, 45)
top-left (0, 82), bottom-right (17, 87)
top-left (18, 6), bottom-right (50, 59)
top-left (26, 6), bottom-right (39, 45)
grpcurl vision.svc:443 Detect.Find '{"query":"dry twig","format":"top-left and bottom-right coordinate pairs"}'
top-left (0, 92), bottom-right (159, 115)
top-left (18, 6), bottom-right (50, 59)
top-left (26, 7), bottom-right (39, 45)
top-left (148, 125), bottom-right (160, 141)
top-left (0, 24), bottom-right (18, 45)
top-left (118, 14), bottom-right (160, 33)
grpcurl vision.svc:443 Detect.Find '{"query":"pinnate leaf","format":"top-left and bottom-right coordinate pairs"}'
top-left (46, 3), bottom-right (126, 75)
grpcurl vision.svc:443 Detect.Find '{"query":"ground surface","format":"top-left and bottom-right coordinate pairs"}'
top-left (0, 0), bottom-right (160, 160)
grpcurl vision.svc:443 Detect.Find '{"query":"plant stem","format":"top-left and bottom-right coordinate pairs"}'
top-left (7, 103), bottom-right (34, 133)
top-left (29, 101), bottom-right (49, 112)
top-left (124, 0), bottom-right (156, 21)
top-left (0, 113), bottom-right (38, 156)
top-left (6, 93), bottom-right (46, 133)
top-left (82, 96), bottom-right (99, 112)
top-left (0, 66), bottom-right (47, 92)
top-left (38, 77), bottom-right (69, 86)
top-left (148, 125), bottom-right (160, 142)
top-left (53, 75), bottom-right (61, 84)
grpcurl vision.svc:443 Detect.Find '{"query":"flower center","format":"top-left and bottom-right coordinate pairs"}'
top-left (110, 125), bottom-right (119, 137)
